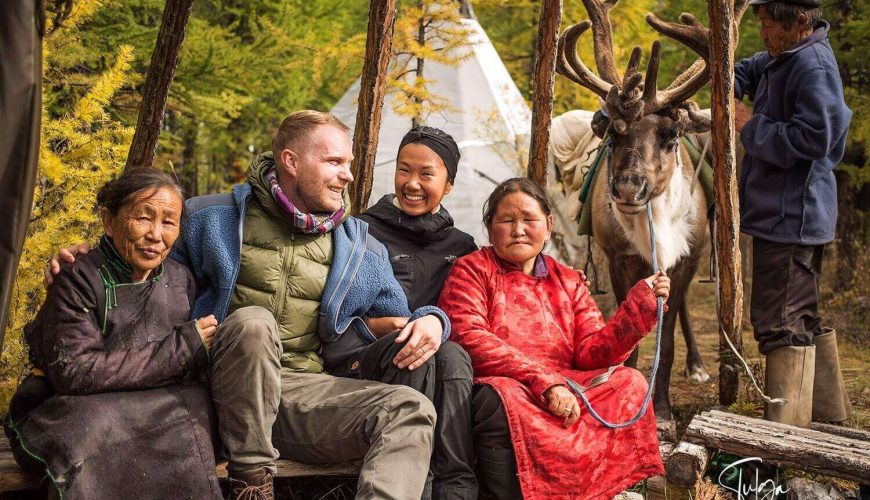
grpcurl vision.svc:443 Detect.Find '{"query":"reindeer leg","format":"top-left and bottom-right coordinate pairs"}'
top-left (680, 304), bottom-right (711, 383)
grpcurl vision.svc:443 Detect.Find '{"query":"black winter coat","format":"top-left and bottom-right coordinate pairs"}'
top-left (360, 195), bottom-right (477, 309)
top-left (6, 237), bottom-right (220, 499)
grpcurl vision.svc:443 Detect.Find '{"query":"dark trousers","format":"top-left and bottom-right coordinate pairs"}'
top-left (472, 385), bottom-right (522, 500)
top-left (751, 238), bottom-right (825, 355)
top-left (334, 333), bottom-right (478, 500)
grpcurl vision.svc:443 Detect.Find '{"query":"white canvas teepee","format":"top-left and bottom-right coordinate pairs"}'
top-left (330, 18), bottom-right (531, 245)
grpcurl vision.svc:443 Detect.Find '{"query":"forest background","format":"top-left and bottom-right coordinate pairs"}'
top-left (2, 0), bottom-right (867, 420)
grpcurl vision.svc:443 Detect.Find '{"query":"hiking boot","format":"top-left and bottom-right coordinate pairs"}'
top-left (228, 467), bottom-right (274, 500)
top-left (812, 328), bottom-right (852, 423)
top-left (764, 345), bottom-right (815, 427)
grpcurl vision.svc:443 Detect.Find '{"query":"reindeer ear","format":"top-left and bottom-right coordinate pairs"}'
top-left (681, 101), bottom-right (712, 134)
top-left (591, 109), bottom-right (611, 138)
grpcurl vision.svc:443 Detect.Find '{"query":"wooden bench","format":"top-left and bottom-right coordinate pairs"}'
top-left (664, 410), bottom-right (870, 489)
top-left (0, 436), bottom-right (361, 494)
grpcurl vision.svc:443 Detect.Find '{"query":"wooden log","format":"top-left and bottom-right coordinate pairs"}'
top-left (125, 0), bottom-right (193, 171)
top-left (0, 432), bottom-right (362, 493)
top-left (216, 459), bottom-right (361, 479)
top-left (349, 0), bottom-right (398, 215)
top-left (645, 475), bottom-right (693, 500)
top-left (659, 441), bottom-right (675, 461)
top-left (707, 0), bottom-right (743, 407)
top-left (684, 410), bottom-right (870, 483)
top-left (657, 419), bottom-right (677, 443)
top-left (527, 0), bottom-right (562, 187)
top-left (810, 422), bottom-right (870, 442)
top-left (665, 441), bottom-right (711, 488)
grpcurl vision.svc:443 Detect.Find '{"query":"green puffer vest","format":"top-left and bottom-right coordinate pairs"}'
top-left (228, 155), bottom-right (345, 373)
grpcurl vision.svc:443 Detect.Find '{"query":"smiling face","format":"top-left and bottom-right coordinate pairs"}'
top-left (488, 192), bottom-right (553, 274)
top-left (278, 124), bottom-right (354, 213)
top-left (757, 5), bottom-right (812, 57)
top-left (394, 143), bottom-right (453, 216)
top-left (101, 186), bottom-right (183, 281)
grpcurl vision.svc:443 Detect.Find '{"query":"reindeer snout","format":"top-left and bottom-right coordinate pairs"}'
top-left (610, 175), bottom-right (650, 205)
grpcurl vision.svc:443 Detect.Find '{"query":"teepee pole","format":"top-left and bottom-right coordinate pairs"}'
top-left (125, 0), bottom-right (193, 171)
top-left (528, 0), bottom-right (562, 187)
top-left (708, 0), bottom-right (744, 406)
top-left (350, 0), bottom-right (399, 215)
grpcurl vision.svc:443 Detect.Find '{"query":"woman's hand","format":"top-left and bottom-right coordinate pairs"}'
top-left (544, 385), bottom-right (581, 427)
top-left (366, 316), bottom-right (409, 338)
top-left (195, 315), bottom-right (218, 351)
top-left (393, 315), bottom-right (443, 370)
top-left (44, 243), bottom-right (90, 287)
top-left (643, 271), bottom-right (670, 301)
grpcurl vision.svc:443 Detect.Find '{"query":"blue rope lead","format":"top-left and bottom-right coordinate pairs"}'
top-left (565, 199), bottom-right (665, 429)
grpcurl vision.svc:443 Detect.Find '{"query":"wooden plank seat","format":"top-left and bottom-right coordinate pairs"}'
top-left (0, 436), bottom-right (361, 493)
top-left (681, 410), bottom-right (870, 485)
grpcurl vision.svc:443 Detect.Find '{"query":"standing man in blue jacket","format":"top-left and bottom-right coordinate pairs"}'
top-left (736, 0), bottom-right (852, 427)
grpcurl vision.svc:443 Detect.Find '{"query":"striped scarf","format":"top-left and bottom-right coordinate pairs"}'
top-left (264, 166), bottom-right (345, 234)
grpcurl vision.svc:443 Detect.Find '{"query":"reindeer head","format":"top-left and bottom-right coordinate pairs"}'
top-left (557, 0), bottom-right (747, 214)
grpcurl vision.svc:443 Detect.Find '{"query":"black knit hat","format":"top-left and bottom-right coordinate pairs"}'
top-left (398, 126), bottom-right (461, 182)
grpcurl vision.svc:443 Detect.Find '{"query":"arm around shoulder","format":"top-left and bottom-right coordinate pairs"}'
top-left (30, 264), bottom-right (206, 395)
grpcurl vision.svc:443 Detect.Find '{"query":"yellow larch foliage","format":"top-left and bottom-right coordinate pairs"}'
top-left (388, 0), bottom-right (475, 124)
top-left (1, 1), bottom-right (135, 406)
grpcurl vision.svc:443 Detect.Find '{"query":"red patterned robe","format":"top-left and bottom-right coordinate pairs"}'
top-left (438, 247), bottom-right (664, 499)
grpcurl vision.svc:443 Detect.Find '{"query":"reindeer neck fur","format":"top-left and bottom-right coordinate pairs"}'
top-left (611, 145), bottom-right (704, 272)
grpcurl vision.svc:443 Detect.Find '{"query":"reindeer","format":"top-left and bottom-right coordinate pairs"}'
top-left (554, 0), bottom-right (748, 421)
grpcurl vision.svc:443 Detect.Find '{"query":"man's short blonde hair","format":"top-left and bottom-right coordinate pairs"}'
top-left (271, 110), bottom-right (350, 156)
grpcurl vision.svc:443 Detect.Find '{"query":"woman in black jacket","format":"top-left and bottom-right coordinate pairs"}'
top-left (356, 126), bottom-right (478, 500)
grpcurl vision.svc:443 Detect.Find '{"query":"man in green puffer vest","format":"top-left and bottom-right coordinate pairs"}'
top-left (230, 151), bottom-right (336, 374)
top-left (191, 111), bottom-right (448, 499)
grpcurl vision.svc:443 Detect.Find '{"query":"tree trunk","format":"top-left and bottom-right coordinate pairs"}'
top-left (527, 0), bottom-right (561, 187)
top-left (125, 0), bottom-right (193, 171)
top-left (412, 1), bottom-right (426, 129)
top-left (349, 0), bottom-right (399, 215)
top-left (708, 0), bottom-right (743, 407)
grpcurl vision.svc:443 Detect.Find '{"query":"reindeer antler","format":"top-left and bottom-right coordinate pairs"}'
top-left (556, 22), bottom-right (612, 99)
top-left (556, 0), bottom-right (749, 127)
top-left (641, 13), bottom-right (711, 114)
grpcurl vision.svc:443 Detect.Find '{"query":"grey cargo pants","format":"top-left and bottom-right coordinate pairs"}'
top-left (210, 306), bottom-right (436, 499)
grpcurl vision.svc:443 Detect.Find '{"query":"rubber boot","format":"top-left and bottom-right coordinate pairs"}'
top-left (764, 345), bottom-right (815, 428)
top-left (812, 328), bottom-right (852, 422)
top-left (477, 448), bottom-right (522, 500)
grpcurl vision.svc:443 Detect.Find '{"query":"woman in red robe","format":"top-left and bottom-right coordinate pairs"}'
top-left (438, 178), bottom-right (667, 499)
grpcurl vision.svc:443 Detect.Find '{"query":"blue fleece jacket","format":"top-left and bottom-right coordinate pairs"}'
top-left (734, 21), bottom-right (851, 245)
top-left (170, 183), bottom-right (450, 366)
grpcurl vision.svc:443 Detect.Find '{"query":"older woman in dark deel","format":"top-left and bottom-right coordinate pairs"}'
top-left (5, 170), bottom-right (221, 499)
